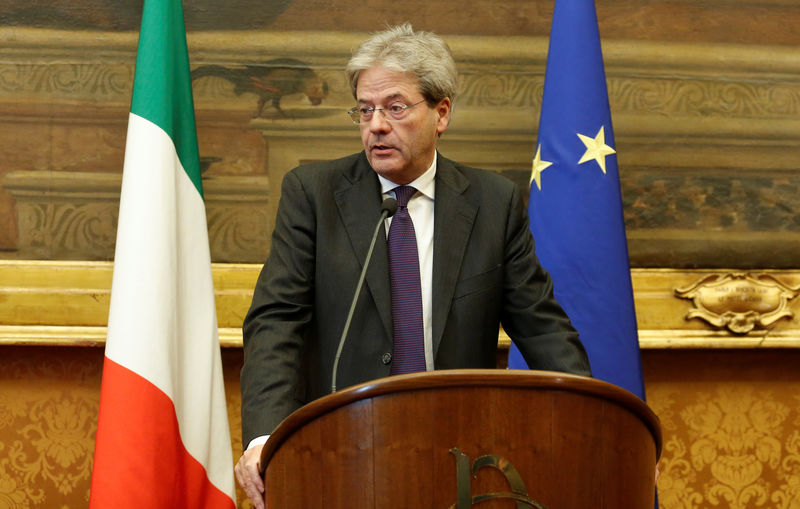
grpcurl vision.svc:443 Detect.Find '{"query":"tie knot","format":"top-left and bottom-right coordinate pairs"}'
top-left (394, 186), bottom-right (417, 207)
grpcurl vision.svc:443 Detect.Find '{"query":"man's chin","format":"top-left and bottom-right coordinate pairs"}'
top-left (367, 158), bottom-right (401, 179)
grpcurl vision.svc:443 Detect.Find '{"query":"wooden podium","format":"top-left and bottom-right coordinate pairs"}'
top-left (259, 370), bottom-right (661, 508)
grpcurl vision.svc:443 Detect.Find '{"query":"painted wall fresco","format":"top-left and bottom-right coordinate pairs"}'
top-left (2, 0), bottom-right (800, 44)
top-left (1, 0), bottom-right (800, 267)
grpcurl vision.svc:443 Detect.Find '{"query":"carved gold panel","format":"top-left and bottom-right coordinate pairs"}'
top-left (675, 273), bottom-right (800, 334)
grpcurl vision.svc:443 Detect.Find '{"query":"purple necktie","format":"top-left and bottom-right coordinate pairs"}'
top-left (388, 186), bottom-right (426, 374)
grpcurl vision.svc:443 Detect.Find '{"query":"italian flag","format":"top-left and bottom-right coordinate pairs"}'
top-left (89, 1), bottom-right (236, 507)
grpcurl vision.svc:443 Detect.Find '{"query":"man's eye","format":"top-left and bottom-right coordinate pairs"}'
top-left (359, 107), bottom-right (372, 115)
top-left (389, 104), bottom-right (406, 113)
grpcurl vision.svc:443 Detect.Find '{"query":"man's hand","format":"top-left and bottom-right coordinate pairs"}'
top-left (235, 446), bottom-right (265, 509)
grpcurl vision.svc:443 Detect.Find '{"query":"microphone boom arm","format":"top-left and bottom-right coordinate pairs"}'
top-left (331, 198), bottom-right (397, 393)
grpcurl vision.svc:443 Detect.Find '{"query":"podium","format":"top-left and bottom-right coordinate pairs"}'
top-left (260, 370), bottom-right (661, 508)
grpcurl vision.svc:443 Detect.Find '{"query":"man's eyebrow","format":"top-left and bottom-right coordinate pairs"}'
top-left (357, 93), bottom-right (406, 105)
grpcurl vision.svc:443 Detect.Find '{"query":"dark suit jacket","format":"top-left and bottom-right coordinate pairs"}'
top-left (241, 152), bottom-right (591, 444)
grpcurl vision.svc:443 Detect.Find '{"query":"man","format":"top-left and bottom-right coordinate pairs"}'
top-left (235, 23), bottom-right (591, 507)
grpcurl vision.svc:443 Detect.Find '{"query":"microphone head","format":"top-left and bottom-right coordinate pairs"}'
top-left (381, 197), bottom-right (398, 217)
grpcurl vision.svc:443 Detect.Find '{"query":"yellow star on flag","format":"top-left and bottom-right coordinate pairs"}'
top-left (577, 126), bottom-right (616, 173)
top-left (530, 144), bottom-right (553, 190)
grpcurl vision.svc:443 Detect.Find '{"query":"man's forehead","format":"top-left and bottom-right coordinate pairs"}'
top-left (355, 66), bottom-right (421, 102)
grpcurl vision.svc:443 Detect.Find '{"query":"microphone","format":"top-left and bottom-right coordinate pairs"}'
top-left (331, 197), bottom-right (398, 393)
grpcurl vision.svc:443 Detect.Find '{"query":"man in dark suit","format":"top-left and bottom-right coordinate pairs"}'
top-left (235, 23), bottom-right (591, 508)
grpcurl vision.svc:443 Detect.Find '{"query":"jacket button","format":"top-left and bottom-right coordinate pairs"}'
top-left (381, 352), bottom-right (392, 365)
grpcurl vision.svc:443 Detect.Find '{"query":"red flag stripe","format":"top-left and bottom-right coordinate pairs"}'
top-left (89, 357), bottom-right (235, 509)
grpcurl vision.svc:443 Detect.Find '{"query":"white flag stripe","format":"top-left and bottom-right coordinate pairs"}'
top-left (106, 112), bottom-right (235, 497)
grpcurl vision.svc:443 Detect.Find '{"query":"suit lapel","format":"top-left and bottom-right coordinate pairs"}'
top-left (431, 155), bottom-right (478, 356)
top-left (334, 153), bottom-right (393, 342)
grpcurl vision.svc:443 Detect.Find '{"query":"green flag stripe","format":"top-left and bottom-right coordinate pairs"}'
top-left (130, 0), bottom-right (203, 197)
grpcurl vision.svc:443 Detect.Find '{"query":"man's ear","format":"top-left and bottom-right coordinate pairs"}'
top-left (436, 97), bottom-right (452, 135)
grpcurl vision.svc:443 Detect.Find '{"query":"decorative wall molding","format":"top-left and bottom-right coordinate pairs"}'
top-left (2, 28), bottom-right (799, 137)
top-left (0, 325), bottom-right (244, 348)
top-left (675, 273), bottom-right (800, 333)
top-left (3, 261), bottom-right (800, 349)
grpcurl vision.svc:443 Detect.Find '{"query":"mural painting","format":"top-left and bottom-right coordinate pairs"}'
top-left (1, 0), bottom-right (799, 266)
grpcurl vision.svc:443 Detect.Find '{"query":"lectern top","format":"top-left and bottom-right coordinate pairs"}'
top-left (260, 369), bottom-right (661, 472)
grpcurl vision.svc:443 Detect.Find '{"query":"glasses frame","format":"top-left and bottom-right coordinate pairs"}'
top-left (347, 99), bottom-right (427, 125)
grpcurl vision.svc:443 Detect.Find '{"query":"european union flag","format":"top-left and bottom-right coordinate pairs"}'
top-left (508, 0), bottom-right (646, 402)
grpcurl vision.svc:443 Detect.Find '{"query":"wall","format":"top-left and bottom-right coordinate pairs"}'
top-left (2, 346), bottom-right (800, 509)
top-left (3, 262), bottom-right (800, 508)
top-left (1, 0), bottom-right (800, 508)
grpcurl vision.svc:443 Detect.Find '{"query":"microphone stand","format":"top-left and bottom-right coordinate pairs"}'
top-left (331, 198), bottom-right (397, 393)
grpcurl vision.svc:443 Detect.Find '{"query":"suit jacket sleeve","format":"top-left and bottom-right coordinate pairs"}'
top-left (241, 169), bottom-right (315, 444)
top-left (500, 183), bottom-right (592, 376)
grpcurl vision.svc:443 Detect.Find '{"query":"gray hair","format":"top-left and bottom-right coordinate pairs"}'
top-left (345, 23), bottom-right (457, 106)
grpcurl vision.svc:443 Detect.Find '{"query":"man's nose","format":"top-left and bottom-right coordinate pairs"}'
top-left (368, 111), bottom-right (392, 133)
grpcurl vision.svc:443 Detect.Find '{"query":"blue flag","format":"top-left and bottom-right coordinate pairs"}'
top-left (508, 0), bottom-right (646, 402)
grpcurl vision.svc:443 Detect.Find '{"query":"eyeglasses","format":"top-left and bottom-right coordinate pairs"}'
top-left (347, 100), bottom-right (427, 125)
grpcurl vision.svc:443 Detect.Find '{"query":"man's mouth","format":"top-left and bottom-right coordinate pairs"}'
top-left (371, 144), bottom-right (394, 154)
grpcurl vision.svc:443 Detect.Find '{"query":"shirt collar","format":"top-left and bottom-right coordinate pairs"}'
top-left (377, 153), bottom-right (437, 200)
